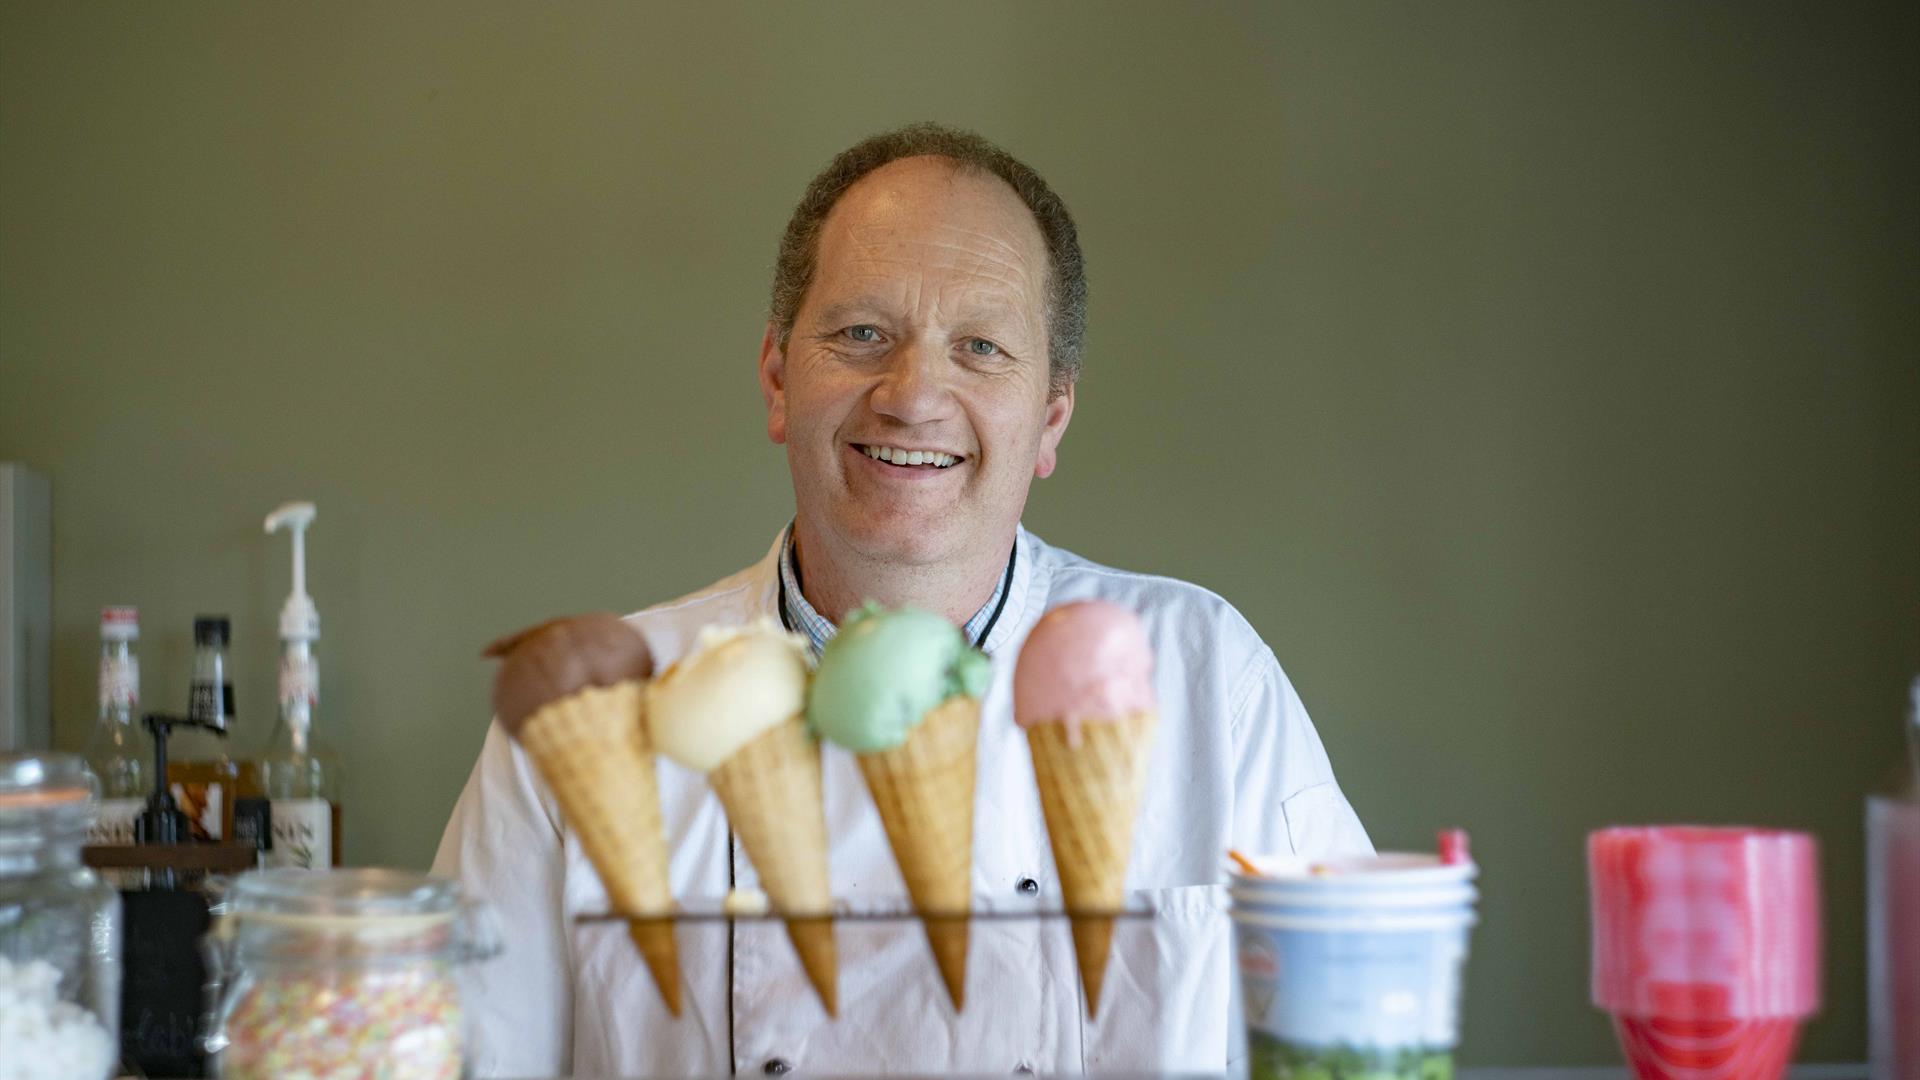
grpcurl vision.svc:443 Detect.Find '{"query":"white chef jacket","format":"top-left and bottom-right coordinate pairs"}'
top-left (433, 526), bottom-right (1371, 1077)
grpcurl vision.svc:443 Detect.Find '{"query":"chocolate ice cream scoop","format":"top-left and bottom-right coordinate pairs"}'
top-left (483, 613), bottom-right (654, 734)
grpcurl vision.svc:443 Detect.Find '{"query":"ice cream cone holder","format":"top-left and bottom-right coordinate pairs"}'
top-left (574, 893), bottom-right (1172, 1031)
top-left (575, 894), bottom-right (1155, 924)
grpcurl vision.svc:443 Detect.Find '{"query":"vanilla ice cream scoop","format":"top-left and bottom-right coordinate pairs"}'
top-left (646, 618), bottom-right (811, 772)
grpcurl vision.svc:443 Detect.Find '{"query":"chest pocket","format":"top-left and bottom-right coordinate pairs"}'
top-left (1081, 883), bottom-right (1231, 1071)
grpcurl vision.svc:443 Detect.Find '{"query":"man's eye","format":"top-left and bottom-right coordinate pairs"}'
top-left (844, 325), bottom-right (881, 344)
top-left (965, 338), bottom-right (1000, 357)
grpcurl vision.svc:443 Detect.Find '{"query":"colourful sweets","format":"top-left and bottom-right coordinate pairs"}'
top-left (220, 963), bottom-right (463, 1080)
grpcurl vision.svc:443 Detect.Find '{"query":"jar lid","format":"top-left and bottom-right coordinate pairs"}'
top-left (0, 753), bottom-right (97, 830)
top-left (220, 870), bottom-right (502, 963)
top-left (227, 868), bottom-right (460, 928)
top-left (0, 749), bottom-right (95, 807)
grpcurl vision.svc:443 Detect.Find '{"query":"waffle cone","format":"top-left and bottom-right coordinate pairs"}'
top-left (516, 682), bottom-right (682, 1016)
top-left (708, 715), bottom-right (838, 1015)
top-left (857, 694), bottom-right (979, 1009)
top-left (1026, 709), bottom-right (1157, 1018)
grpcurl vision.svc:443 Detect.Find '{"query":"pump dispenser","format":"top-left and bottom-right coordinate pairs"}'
top-left (256, 500), bottom-right (342, 868)
top-left (266, 501), bottom-right (319, 644)
top-left (266, 502), bottom-right (321, 726)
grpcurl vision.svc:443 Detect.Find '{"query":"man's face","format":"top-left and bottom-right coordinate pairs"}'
top-left (760, 156), bottom-right (1073, 569)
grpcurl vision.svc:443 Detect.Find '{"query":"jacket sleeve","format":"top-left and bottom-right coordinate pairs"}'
top-left (1228, 648), bottom-right (1374, 858)
top-left (430, 720), bottom-right (573, 1077)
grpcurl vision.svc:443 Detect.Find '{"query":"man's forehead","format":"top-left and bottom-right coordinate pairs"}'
top-left (843, 221), bottom-right (1033, 289)
top-left (812, 158), bottom-right (1048, 310)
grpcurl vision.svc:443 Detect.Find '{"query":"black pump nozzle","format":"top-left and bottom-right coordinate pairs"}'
top-left (135, 710), bottom-right (226, 844)
top-left (136, 713), bottom-right (197, 890)
top-left (135, 713), bottom-right (195, 853)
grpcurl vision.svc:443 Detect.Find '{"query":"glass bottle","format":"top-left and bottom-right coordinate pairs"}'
top-left (0, 752), bottom-right (123, 1080)
top-left (167, 616), bottom-right (241, 843)
top-left (1867, 676), bottom-right (1920, 1080)
top-left (82, 606), bottom-right (149, 847)
top-left (254, 635), bottom-right (342, 868)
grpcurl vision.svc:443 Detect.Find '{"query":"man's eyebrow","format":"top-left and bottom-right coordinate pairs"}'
top-left (810, 298), bottom-right (889, 328)
top-left (809, 295), bottom-right (1038, 340)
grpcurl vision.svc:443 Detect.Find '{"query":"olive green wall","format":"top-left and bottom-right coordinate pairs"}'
top-left (3, 1), bottom-right (1915, 1066)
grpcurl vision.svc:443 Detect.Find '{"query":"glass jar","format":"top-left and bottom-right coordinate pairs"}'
top-left (0, 752), bottom-right (124, 1080)
top-left (204, 868), bottom-right (500, 1080)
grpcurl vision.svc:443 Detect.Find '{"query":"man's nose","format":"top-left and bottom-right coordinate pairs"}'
top-left (867, 338), bottom-right (956, 425)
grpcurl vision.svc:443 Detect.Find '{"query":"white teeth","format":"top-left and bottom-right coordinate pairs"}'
top-left (862, 445), bottom-right (960, 468)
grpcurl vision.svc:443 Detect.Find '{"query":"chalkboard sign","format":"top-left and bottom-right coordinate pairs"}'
top-left (119, 889), bottom-right (212, 1078)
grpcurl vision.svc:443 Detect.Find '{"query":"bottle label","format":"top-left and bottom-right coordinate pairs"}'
top-left (188, 681), bottom-right (236, 728)
top-left (98, 656), bottom-right (138, 711)
top-left (233, 796), bottom-right (273, 861)
top-left (170, 780), bottom-right (227, 841)
top-left (88, 798), bottom-right (144, 846)
top-left (267, 799), bottom-right (332, 869)
top-left (278, 654), bottom-right (319, 710)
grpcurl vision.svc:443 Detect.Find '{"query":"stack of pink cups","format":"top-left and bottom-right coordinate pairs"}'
top-left (1588, 826), bottom-right (1822, 1080)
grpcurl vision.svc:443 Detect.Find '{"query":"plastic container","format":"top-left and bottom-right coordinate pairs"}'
top-left (1231, 851), bottom-right (1478, 1080)
top-left (203, 868), bottom-right (500, 1080)
top-left (0, 752), bottom-right (123, 1080)
top-left (1588, 826), bottom-right (1822, 1080)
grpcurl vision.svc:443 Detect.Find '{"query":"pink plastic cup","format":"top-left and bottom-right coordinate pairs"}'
top-left (1588, 826), bottom-right (1821, 1080)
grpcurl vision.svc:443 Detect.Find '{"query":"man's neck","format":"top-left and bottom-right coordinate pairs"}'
top-left (790, 517), bottom-right (1013, 628)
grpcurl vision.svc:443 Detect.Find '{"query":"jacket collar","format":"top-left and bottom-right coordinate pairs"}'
top-left (747, 524), bottom-right (1040, 656)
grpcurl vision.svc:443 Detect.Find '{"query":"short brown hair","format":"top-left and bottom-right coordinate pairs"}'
top-left (769, 122), bottom-right (1087, 395)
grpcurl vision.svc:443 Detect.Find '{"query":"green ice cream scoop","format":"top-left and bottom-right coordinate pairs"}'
top-left (807, 603), bottom-right (992, 752)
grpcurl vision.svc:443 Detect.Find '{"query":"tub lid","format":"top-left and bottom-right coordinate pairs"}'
top-left (1231, 851), bottom-right (1478, 886)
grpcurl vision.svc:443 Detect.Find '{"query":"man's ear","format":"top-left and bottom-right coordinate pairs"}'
top-left (758, 321), bottom-right (788, 445)
top-left (1034, 382), bottom-right (1075, 479)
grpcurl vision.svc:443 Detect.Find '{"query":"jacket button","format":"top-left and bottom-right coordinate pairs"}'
top-left (763, 1060), bottom-right (791, 1076)
top-left (1017, 877), bottom-right (1040, 895)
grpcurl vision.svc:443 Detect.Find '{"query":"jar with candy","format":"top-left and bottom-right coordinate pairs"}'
top-left (203, 868), bottom-right (500, 1080)
top-left (0, 752), bottom-right (124, 1080)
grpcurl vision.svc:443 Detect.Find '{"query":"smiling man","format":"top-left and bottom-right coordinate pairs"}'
top-left (765, 142), bottom-right (1073, 632)
top-left (434, 123), bottom-right (1370, 1077)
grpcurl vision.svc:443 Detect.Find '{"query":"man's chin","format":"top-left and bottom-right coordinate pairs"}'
top-left (836, 511), bottom-right (968, 567)
top-left (847, 527), bottom-right (954, 567)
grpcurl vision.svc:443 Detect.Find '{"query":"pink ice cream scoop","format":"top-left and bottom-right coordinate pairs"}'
top-left (1014, 600), bottom-right (1156, 743)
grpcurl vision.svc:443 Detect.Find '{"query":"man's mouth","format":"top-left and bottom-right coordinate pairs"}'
top-left (855, 444), bottom-right (963, 469)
